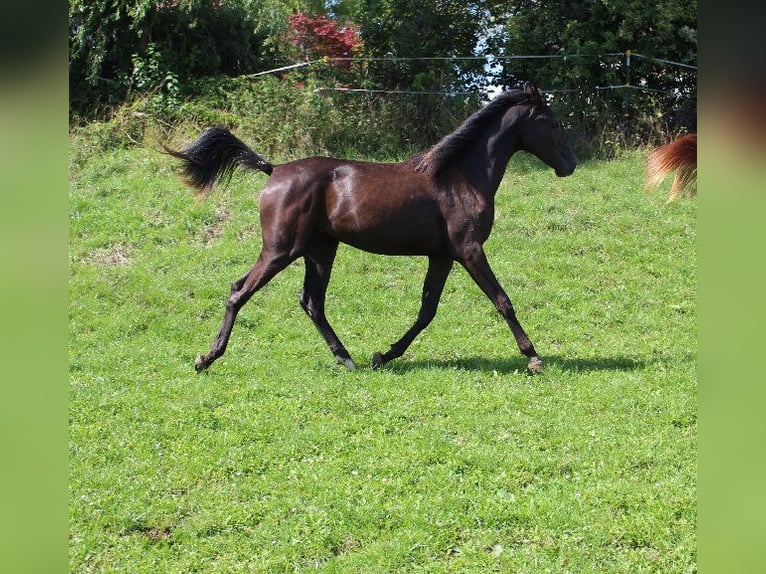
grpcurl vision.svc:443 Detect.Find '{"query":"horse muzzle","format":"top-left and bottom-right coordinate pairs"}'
top-left (555, 163), bottom-right (577, 177)
top-left (555, 162), bottom-right (577, 177)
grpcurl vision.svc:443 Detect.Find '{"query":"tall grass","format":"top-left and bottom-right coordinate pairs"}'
top-left (69, 76), bottom-right (677, 167)
top-left (70, 76), bottom-right (482, 164)
top-left (69, 136), bottom-right (695, 572)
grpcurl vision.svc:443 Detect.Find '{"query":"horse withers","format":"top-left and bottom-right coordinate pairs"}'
top-left (166, 82), bottom-right (577, 373)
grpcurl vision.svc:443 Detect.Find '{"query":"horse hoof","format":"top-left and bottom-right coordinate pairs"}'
top-left (194, 355), bottom-right (209, 372)
top-left (527, 356), bottom-right (544, 373)
top-left (336, 356), bottom-right (357, 370)
top-left (371, 352), bottom-right (385, 370)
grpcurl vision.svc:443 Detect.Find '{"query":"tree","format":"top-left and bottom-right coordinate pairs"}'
top-left (69, 0), bottom-right (297, 117)
top-left (353, 0), bottom-right (493, 92)
top-left (288, 12), bottom-right (363, 68)
top-left (495, 0), bottom-right (697, 151)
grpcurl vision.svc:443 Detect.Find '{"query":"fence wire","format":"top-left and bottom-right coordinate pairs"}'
top-left (242, 51), bottom-right (696, 98)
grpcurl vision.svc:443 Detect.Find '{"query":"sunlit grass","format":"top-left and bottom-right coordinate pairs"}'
top-left (69, 145), bottom-right (695, 573)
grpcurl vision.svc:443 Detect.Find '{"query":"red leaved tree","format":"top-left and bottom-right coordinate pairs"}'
top-left (288, 12), bottom-right (363, 69)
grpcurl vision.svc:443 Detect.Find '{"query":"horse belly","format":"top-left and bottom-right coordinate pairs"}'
top-left (337, 219), bottom-right (444, 255)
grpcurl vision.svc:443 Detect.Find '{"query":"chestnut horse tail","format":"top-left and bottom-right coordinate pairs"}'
top-left (645, 133), bottom-right (697, 203)
top-left (164, 127), bottom-right (273, 196)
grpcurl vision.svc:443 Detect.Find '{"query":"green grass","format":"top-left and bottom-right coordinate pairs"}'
top-left (69, 144), bottom-right (696, 573)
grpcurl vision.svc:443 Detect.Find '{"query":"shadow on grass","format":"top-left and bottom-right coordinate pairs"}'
top-left (385, 354), bottom-right (677, 375)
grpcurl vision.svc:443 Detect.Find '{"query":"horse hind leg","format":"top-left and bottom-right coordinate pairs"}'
top-left (372, 255), bottom-right (453, 369)
top-left (300, 240), bottom-right (357, 370)
top-left (195, 251), bottom-right (292, 372)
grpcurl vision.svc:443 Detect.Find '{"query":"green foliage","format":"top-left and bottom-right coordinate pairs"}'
top-left (71, 75), bottom-right (482, 162)
top-left (69, 0), bottom-right (696, 157)
top-left (126, 43), bottom-right (181, 120)
top-left (69, 141), bottom-right (696, 572)
top-left (497, 0), bottom-right (697, 155)
top-left (68, 64), bottom-right (480, 162)
top-left (355, 0), bottom-right (492, 91)
top-left (69, 0), bottom-right (291, 118)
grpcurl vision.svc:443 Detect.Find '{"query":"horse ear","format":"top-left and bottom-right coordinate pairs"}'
top-left (524, 81), bottom-right (542, 104)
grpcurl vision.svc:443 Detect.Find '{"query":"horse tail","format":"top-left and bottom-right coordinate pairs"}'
top-left (164, 127), bottom-right (273, 196)
top-left (645, 133), bottom-right (697, 203)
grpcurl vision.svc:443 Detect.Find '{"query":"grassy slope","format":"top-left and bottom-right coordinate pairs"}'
top-left (69, 145), bottom-right (696, 573)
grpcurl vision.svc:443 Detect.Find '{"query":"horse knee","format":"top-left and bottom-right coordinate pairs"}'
top-left (495, 296), bottom-right (515, 318)
top-left (227, 290), bottom-right (249, 311)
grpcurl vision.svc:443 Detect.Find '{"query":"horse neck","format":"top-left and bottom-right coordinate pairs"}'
top-left (455, 120), bottom-right (523, 198)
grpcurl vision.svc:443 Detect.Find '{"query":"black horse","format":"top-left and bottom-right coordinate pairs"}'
top-left (166, 82), bottom-right (577, 373)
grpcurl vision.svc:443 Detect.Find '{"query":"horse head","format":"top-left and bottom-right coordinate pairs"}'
top-left (514, 82), bottom-right (577, 177)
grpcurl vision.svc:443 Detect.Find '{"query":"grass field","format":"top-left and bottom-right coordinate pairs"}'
top-left (69, 142), bottom-right (696, 573)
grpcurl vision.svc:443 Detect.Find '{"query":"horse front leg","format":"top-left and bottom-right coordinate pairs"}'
top-left (372, 255), bottom-right (453, 369)
top-left (195, 252), bottom-right (291, 372)
top-left (458, 244), bottom-right (543, 373)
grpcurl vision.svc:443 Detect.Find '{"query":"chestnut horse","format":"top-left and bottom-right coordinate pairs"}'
top-left (166, 83), bottom-right (577, 373)
top-left (646, 133), bottom-right (697, 203)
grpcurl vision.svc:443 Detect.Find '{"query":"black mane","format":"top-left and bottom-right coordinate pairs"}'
top-left (412, 89), bottom-right (535, 177)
